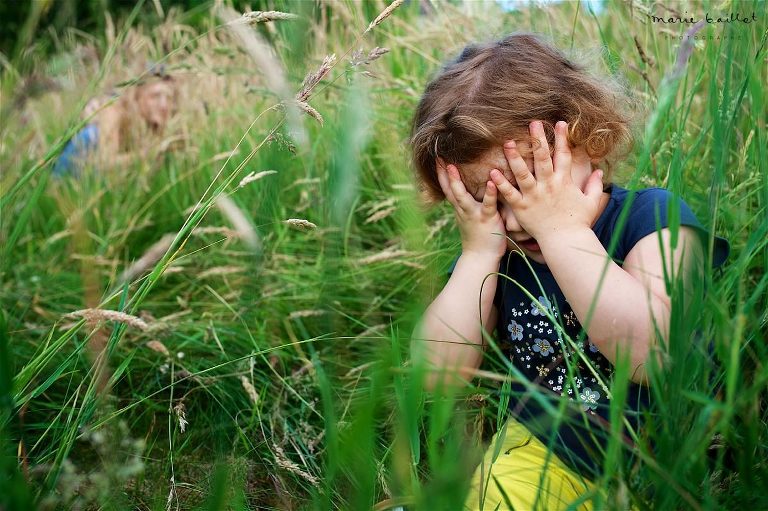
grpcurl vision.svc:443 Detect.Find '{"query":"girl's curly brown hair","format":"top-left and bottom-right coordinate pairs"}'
top-left (409, 32), bottom-right (638, 205)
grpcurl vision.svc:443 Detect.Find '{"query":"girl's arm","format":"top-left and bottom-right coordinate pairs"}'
top-left (413, 252), bottom-right (499, 392)
top-left (537, 224), bottom-right (704, 384)
top-left (489, 120), bottom-right (705, 385)
top-left (412, 160), bottom-right (506, 392)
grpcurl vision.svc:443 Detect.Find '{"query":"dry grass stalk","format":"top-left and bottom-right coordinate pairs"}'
top-left (426, 216), bottom-right (450, 242)
top-left (401, 260), bottom-right (426, 270)
top-left (366, 197), bottom-right (397, 214)
top-left (364, 0), bottom-right (404, 34)
top-left (211, 149), bottom-right (240, 162)
top-left (266, 132), bottom-right (297, 154)
top-left (355, 323), bottom-right (387, 339)
top-left (198, 265), bottom-right (245, 278)
top-left (350, 46), bottom-right (390, 66)
top-left (284, 218), bottom-right (317, 231)
top-left (238, 169), bottom-right (277, 188)
top-left (240, 10), bottom-right (298, 24)
top-left (292, 177), bottom-right (321, 186)
top-left (183, 203), bottom-right (202, 216)
top-left (219, 6), bottom-right (291, 100)
top-left (166, 475), bottom-right (176, 511)
top-left (365, 206), bottom-right (396, 224)
top-left (240, 375), bottom-right (260, 405)
top-left (64, 309), bottom-right (149, 331)
top-left (45, 229), bottom-right (72, 245)
top-left (173, 401), bottom-right (188, 433)
top-left (192, 226), bottom-right (239, 238)
top-left (296, 54), bottom-right (336, 102)
top-left (219, 5), bottom-right (307, 147)
top-left (146, 340), bottom-right (170, 357)
top-left (69, 254), bottom-right (116, 266)
top-left (118, 233), bottom-right (176, 284)
top-left (216, 196), bottom-right (261, 251)
top-left (273, 444), bottom-right (320, 487)
top-left (633, 35), bottom-right (656, 68)
top-left (288, 309), bottom-right (326, 320)
top-left (296, 100), bottom-right (323, 126)
top-left (357, 247), bottom-right (412, 265)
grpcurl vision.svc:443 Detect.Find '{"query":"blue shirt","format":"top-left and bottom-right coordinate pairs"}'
top-left (448, 184), bottom-right (729, 477)
top-left (53, 123), bottom-right (99, 176)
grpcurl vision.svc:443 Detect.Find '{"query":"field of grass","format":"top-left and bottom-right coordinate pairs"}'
top-left (1, 0), bottom-right (766, 509)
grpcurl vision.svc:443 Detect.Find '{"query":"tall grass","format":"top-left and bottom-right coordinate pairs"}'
top-left (1, 0), bottom-right (766, 509)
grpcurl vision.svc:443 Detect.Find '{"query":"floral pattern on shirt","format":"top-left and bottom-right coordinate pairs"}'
top-left (530, 296), bottom-right (552, 316)
top-left (501, 298), bottom-right (613, 413)
top-left (532, 338), bottom-right (554, 356)
top-left (507, 320), bottom-right (524, 341)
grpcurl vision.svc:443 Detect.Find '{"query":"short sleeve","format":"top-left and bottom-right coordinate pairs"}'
top-left (618, 188), bottom-right (729, 268)
top-left (446, 253), bottom-right (460, 276)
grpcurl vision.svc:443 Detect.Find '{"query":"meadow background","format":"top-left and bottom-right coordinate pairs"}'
top-left (1, 0), bottom-right (766, 509)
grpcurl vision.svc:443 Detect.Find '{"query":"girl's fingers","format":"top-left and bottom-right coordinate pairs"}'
top-left (436, 162), bottom-right (458, 207)
top-left (489, 168), bottom-right (522, 205)
top-left (529, 120), bottom-right (554, 179)
top-left (482, 180), bottom-right (498, 214)
top-left (553, 121), bottom-right (572, 181)
top-left (446, 164), bottom-right (476, 210)
top-left (584, 168), bottom-right (604, 203)
top-left (502, 140), bottom-right (536, 193)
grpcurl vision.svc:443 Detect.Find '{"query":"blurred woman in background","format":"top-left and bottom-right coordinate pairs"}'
top-left (53, 64), bottom-right (178, 176)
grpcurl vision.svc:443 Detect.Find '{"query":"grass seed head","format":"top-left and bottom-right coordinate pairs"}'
top-left (288, 309), bottom-right (326, 320)
top-left (357, 247), bottom-right (412, 265)
top-left (173, 401), bottom-right (188, 433)
top-left (146, 340), bottom-right (170, 357)
top-left (198, 265), bottom-right (245, 278)
top-left (240, 11), bottom-right (299, 25)
top-left (240, 375), bottom-right (260, 405)
top-left (216, 196), bottom-right (261, 251)
top-left (364, 206), bottom-right (396, 224)
top-left (272, 444), bottom-right (320, 487)
top-left (364, 0), bottom-right (404, 34)
top-left (118, 233), bottom-right (175, 284)
top-left (284, 218), bottom-right (318, 231)
top-left (296, 54), bottom-right (336, 102)
top-left (296, 100), bottom-right (323, 126)
top-left (238, 169), bottom-right (277, 188)
top-left (350, 47), bottom-right (390, 66)
top-left (65, 309), bottom-right (150, 331)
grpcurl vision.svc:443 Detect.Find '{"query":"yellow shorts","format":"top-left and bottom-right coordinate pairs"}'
top-left (464, 416), bottom-right (598, 511)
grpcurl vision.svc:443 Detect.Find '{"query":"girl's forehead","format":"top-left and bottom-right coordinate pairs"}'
top-left (142, 82), bottom-right (174, 95)
top-left (459, 147), bottom-right (516, 191)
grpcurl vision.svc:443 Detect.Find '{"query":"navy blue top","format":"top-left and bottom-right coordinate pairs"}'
top-left (447, 184), bottom-right (729, 477)
top-left (53, 123), bottom-right (99, 176)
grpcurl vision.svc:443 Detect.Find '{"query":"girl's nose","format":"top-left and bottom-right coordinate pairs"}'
top-left (500, 203), bottom-right (523, 234)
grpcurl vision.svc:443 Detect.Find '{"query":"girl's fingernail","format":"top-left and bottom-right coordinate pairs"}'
top-left (504, 140), bottom-right (516, 149)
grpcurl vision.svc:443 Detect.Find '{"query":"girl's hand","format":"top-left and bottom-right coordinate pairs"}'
top-left (489, 120), bottom-right (604, 244)
top-left (436, 158), bottom-right (507, 260)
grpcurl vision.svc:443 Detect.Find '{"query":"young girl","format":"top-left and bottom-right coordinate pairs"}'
top-left (409, 33), bottom-right (728, 510)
